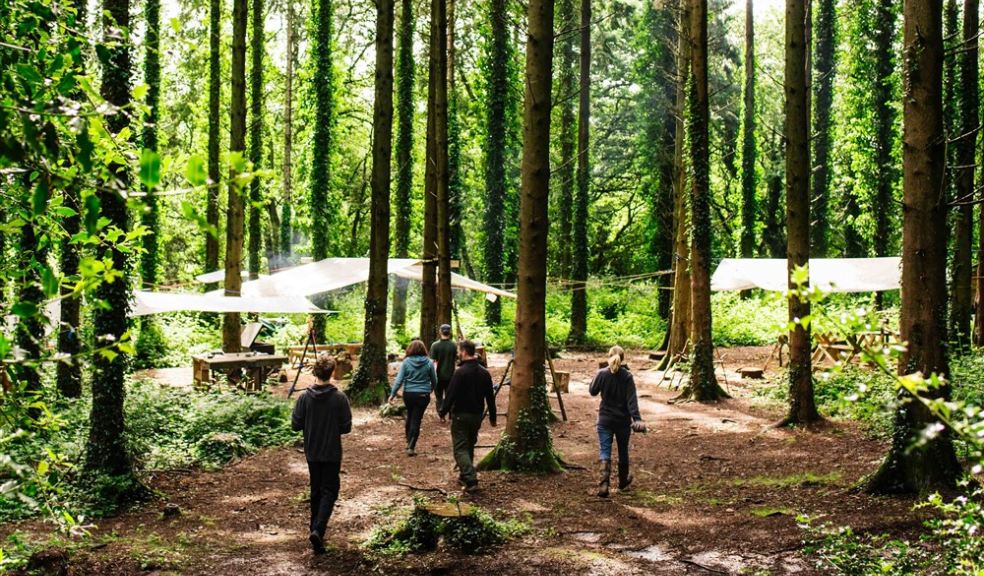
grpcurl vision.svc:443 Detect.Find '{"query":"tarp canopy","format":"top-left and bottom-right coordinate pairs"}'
top-left (711, 257), bottom-right (901, 293)
top-left (193, 269), bottom-right (263, 284)
top-left (230, 257), bottom-right (516, 300)
top-left (132, 290), bottom-right (328, 316)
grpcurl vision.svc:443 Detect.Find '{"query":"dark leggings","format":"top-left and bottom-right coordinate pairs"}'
top-left (403, 392), bottom-right (431, 449)
top-left (308, 460), bottom-right (341, 537)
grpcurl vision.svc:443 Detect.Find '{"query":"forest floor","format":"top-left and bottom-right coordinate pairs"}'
top-left (6, 347), bottom-right (926, 575)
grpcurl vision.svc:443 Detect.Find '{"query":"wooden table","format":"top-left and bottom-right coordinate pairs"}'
top-left (192, 352), bottom-right (287, 391)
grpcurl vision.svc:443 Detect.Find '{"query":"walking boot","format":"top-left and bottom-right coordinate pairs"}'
top-left (618, 461), bottom-right (633, 491)
top-left (596, 460), bottom-right (611, 498)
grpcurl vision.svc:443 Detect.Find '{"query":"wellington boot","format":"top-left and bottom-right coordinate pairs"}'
top-left (596, 460), bottom-right (611, 498)
top-left (618, 461), bottom-right (633, 491)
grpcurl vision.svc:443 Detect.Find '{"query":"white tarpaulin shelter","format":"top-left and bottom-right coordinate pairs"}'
top-left (229, 257), bottom-right (516, 300)
top-left (193, 269), bottom-right (263, 284)
top-left (711, 257), bottom-right (901, 293)
top-left (132, 290), bottom-right (327, 316)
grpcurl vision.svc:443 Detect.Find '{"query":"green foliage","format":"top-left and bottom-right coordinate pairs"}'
top-left (366, 498), bottom-right (528, 555)
top-left (800, 520), bottom-right (929, 575)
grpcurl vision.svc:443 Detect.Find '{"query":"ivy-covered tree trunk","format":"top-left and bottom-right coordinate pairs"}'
top-left (809, 0), bottom-right (834, 257)
top-left (950, 0), bottom-right (976, 350)
top-left (871, 0), bottom-right (898, 264)
top-left (349, 0), bottom-right (394, 406)
top-left (867, 0), bottom-right (961, 494)
top-left (555, 0), bottom-right (576, 279)
top-left (480, 0), bottom-right (561, 473)
top-left (435, 0), bottom-right (451, 329)
top-left (447, 0), bottom-right (462, 269)
top-left (205, 0), bottom-right (221, 290)
top-left (677, 0), bottom-right (725, 403)
top-left (658, 0), bottom-right (691, 369)
top-left (222, 0), bottom-right (248, 353)
top-left (739, 0), bottom-right (755, 266)
top-left (280, 0), bottom-right (295, 262)
top-left (247, 0), bottom-right (263, 280)
top-left (482, 0), bottom-right (516, 328)
top-left (85, 0), bottom-right (135, 481)
top-left (391, 0), bottom-right (415, 333)
top-left (420, 0), bottom-right (446, 342)
top-left (15, 216), bottom-right (47, 407)
top-left (974, 4), bottom-right (984, 345)
top-left (567, 0), bottom-right (590, 345)
top-left (310, 0), bottom-right (335, 336)
top-left (57, 0), bottom-right (87, 398)
top-left (781, 0), bottom-right (818, 425)
top-left (140, 0), bottom-right (161, 291)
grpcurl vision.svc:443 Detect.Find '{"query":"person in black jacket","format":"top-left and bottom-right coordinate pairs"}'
top-left (589, 345), bottom-right (646, 497)
top-left (438, 339), bottom-right (496, 492)
top-left (291, 354), bottom-right (352, 553)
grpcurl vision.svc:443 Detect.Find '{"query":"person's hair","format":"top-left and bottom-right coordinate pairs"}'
top-left (406, 339), bottom-right (428, 357)
top-left (459, 339), bottom-right (477, 357)
top-left (607, 345), bottom-right (625, 374)
top-left (313, 353), bottom-right (335, 381)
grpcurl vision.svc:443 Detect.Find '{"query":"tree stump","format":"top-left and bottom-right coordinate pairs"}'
top-left (738, 367), bottom-right (764, 379)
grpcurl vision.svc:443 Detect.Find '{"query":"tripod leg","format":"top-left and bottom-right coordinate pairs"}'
top-left (288, 330), bottom-right (315, 398)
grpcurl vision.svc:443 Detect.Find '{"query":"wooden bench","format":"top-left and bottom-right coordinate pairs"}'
top-left (192, 352), bottom-right (287, 391)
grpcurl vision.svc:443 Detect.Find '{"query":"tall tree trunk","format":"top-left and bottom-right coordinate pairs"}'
top-left (280, 0), bottom-right (296, 263)
top-left (678, 0), bottom-right (725, 402)
top-left (350, 0), bottom-right (394, 405)
top-left (974, 11), bottom-right (984, 345)
top-left (205, 0), bottom-right (222, 289)
top-left (782, 0), bottom-right (819, 424)
top-left (479, 0), bottom-right (561, 473)
top-left (85, 0), bottom-right (134, 480)
top-left (810, 0), bottom-right (834, 257)
top-left (310, 0), bottom-right (335, 336)
top-left (867, 0), bottom-right (961, 494)
top-left (421, 0), bottom-right (445, 342)
top-left (568, 0), bottom-right (590, 345)
top-left (141, 0), bottom-right (161, 290)
top-left (222, 0), bottom-right (248, 352)
top-left (482, 0), bottom-right (515, 328)
top-left (447, 0), bottom-right (462, 266)
top-left (556, 0), bottom-right (576, 279)
top-left (57, 0), bottom-right (87, 398)
top-left (659, 0), bottom-right (691, 368)
top-left (436, 0), bottom-right (452, 329)
top-left (391, 0), bottom-right (415, 333)
top-left (739, 0), bottom-right (755, 262)
top-left (951, 0), bottom-right (976, 349)
top-left (15, 216), bottom-right (46, 410)
top-left (871, 0), bottom-right (898, 259)
top-left (248, 0), bottom-right (263, 280)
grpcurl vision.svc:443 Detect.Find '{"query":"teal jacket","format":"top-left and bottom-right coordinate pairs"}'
top-left (390, 355), bottom-right (437, 398)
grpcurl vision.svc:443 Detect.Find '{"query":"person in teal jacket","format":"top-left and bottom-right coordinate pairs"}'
top-left (388, 339), bottom-right (438, 455)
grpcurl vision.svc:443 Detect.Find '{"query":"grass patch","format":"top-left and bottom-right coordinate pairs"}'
top-left (632, 490), bottom-right (684, 508)
top-left (732, 472), bottom-right (842, 489)
top-left (750, 506), bottom-right (793, 518)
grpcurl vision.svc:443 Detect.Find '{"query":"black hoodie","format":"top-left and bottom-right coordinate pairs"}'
top-left (291, 383), bottom-right (352, 462)
top-left (589, 367), bottom-right (642, 429)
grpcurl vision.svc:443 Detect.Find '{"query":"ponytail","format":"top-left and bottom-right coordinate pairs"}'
top-left (607, 345), bottom-right (625, 374)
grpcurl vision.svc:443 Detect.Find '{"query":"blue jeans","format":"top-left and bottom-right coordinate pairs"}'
top-left (597, 423), bottom-right (631, 464)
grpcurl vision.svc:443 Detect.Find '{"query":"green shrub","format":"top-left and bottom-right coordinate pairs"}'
top-left (193, 432), bottom-right (250, 468)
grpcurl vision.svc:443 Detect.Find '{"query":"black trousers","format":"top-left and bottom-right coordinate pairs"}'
top-left (434, 378), bottom-right (451, 414)
top-left (403, 392), bottom-right (431, 450)
top-left (307, 460), bottom-right (341, 537)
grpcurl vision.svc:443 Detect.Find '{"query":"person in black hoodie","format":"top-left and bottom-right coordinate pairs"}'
top-left (438, 339), bottom-right (496, 492)
top-left (589, 345), bottom-right (646, 497)
top-left (291, 354), bottom-right (352, 553)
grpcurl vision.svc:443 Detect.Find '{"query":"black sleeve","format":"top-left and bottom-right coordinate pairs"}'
top-left (291, 394), bottom-right (306, 431)
top-left (589, 370), bottom-right (603, 396)
top-left (625, 374), bottom-right (642, 422)
top-left (440, 370), bottom-right (459, 418)
top-left (338, 393), bottom-right (353, 434)
top-left (484, 370), bottom-right (496, 425)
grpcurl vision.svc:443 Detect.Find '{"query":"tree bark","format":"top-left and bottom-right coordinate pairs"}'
top-left (436, 0), bottom-right (452, 329)
top-left (391, 0), bottom-right (415, 333)
top-left (350, 0), bottom-right (394, 405)
top-left (421, 0), bottom-right (445, 342)
top-left (782, 0), bottom-right (819, 424)
top-left (739, 0), bottom-right (755, 264)
top-left (310, 0), bottom-right (335, 336)
top-left (205, 0), bottom-right (221, 290)
top-left (810, 0), bottom-right (834, 257)
top-left (871, 0), bottom-right (898, 263)
top-left (556, 0), bottom-right (576, 279)
top-left (951, 0), bottom-right (977, 349)
top-left (479, 0), bottom-right (561, 473)
top-left (568, 0), bottom-right (590, 345)
top-left (677, 0), bottom-right (726, 402)
top-left (141, 0), bottom-right (161, 290)
top-left (222, 0), bottom-right (248, 353)
top-left (247, 0), bottom-right (264, 280)
top-left (659, 0), bottom-right (691, 369)
top-left (867, 0), bottom-right (961, 494)
top-left (85, 0), bottom-right (134, 480)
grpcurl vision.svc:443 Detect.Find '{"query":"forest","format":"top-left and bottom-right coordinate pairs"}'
top-left (2, 0), bottom-right (984, 573)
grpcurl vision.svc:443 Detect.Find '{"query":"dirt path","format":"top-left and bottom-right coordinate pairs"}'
top-left (9, 349), bottom-right (922, 575)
